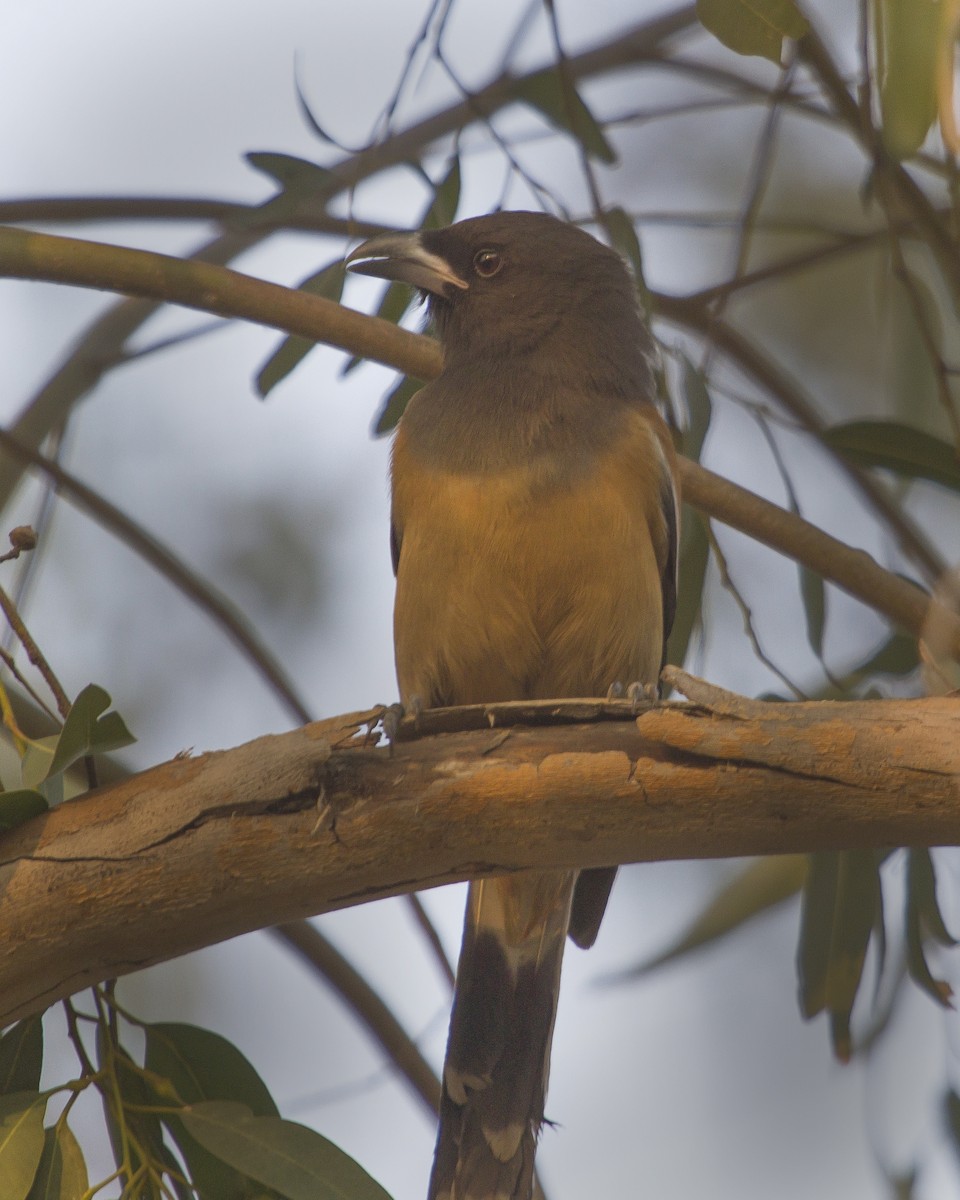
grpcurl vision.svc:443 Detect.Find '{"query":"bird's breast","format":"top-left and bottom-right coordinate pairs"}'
top-left (390, 411), bottom-right (667, 707)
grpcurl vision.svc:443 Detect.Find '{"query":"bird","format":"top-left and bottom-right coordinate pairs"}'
top-left (347, 210), bottom-right (679, 1200)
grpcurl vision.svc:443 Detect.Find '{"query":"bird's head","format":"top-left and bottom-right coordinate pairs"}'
top-left (346, 211), bottom-right (647, 367)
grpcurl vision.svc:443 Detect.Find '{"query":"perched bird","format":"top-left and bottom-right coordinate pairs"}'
top-left (347, 211), bottom-right (678, 1200)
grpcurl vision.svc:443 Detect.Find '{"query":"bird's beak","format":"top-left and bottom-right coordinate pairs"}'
top-left (346, 232), bottom-right (469, 298)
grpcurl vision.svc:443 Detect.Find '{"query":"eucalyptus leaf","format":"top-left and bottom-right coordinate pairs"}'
top-left (45, 685), bottom-right (135, 782)
top-left (0, 1091), bottom-right (47, 1200)
top-left (26, 1124), bottom-right (88, 1200)
top-left (515, 69), bottom-right (616, 163)
top-left (182, 1101), bottom-right (393, 1200)
top-left (821, 421), bottom-right (960, 494)
top-left (256, 260), bottom-right (347, 397)
top-left (696, 0), bottom-right (809, 64)
top-left (0, 791), bottom-right (47, 833)
top-left (0, 1017), bottom-right (43, 1095)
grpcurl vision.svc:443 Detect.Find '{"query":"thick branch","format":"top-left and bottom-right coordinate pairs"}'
top-left (1, 694), bottom-right (957, 1025)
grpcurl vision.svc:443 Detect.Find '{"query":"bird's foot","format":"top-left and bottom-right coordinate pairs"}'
top-left (381, 696), bottom-right (423, 750)
top-left (606, 680), bottom-right (657, 713)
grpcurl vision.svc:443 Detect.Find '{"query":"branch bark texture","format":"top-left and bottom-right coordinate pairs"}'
top-left (2, 695), bottom-right (957, 1025)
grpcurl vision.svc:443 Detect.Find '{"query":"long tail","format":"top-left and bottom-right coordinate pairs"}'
top-left (427, 870), bottom-right (576, 1200)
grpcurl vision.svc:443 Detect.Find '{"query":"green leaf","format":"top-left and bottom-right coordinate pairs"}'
top-left (877, 0), bottom-right (940, 158)
top-left (0, 1018), bottom-right (43, 1095)
top-left (256, 260), bottom-right (347, 397)
top-left (696, 0), bottom-right (809, 64)
top-left (373, 375), bottom-right (420, 437)
top-left (515, 69), bottom-right (617, 163)
top-left (26, 1124), bottom-right (88, 1200)
top-left (797, 850), bottom-right (883, 1061)
top-left (421, 156), bottom-right (461, 231)
top-left (821, 421), bottom-right (960, 494)
top-left (606, 856), bottom-right (807, 980)
top-left (905, 848), bottom-right (955, 1007)
top-left (665, 505), bottom-right (709, 674)
top-left (45, 685), bottom-right (135, 782)
top-left (146, 1024), bottom-right (278, 1116)
top-left (0, 1092), bottom-right (47, 1200)
top-left (146, 1022), bottom-right (279, 1200)
top-left (679, 355), bottom-right (712, 462)
top-left (181, 1102), bottom-right (394, 1200)
top-left (0, 791), bottom-right (48, 833)
top-left (96, 1032), bottom-right (171, 1188)
top-left (798, 564), bottom-right (826, 659)
top-left (853, 630), bottom-right (920, 679)
top-left (245, 153), bottom-right (332, 194)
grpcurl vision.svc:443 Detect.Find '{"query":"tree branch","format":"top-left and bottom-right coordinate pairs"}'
top-left (3, 223), bottom-right (954, 655)
top-left (1, 692), bottom-right (957, 1025)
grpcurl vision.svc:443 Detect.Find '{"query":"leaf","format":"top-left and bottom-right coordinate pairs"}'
top-left (798, 564), bottom-right (826, 659)
top-left (245, 153), bottom-right (332, 194)
top-left (45, 685), bottom-right (135, 782)
top-left (679, 355), bottom-right (712, 461)
top-left (696, 0), bottom-right (809, 64)
top-left (905, 848), bottom-right (955, 1007)
top-left (821, 420), bottom-right (960, 494)
top-left (797, 850), bottom-right (883, 1061)
top-left (373, 375), bottom-right (420, 437)
top-left (146, 1022), bottom-right (279, 1200)
top-left (665, 505), bottom-right (709, 674)
top-left (256, 260), bottom-right (347, 397)
top-left (0, 1018), bottom-right (44, 1095)
top-left (182, 1102), bottom-right (393, 1200)
top-left (853, 631), bottom-right (920, 680)
top-left (515, 69), bottom-right (617, 163)
top-left (0, 791), bottom-right (48, 833)
top-left (606, 856), bottom-right (806, 980)
top-left (146, 1023), bottom-right (278, 1116)
top-left (877, 0), bottom-right (940, 158)
top-left (421, 156), bottom-right (461, 231)
top-left (0, 1092), bottom-right (47, 1200)
top-left (26, 1124), bottom-right (88, 1200)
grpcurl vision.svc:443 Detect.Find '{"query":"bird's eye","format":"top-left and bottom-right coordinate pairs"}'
top-left (473, 249), bottom-right (503, 278)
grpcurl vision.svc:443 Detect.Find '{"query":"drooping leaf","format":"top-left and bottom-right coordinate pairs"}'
top-left (515, 69), bottom-right (617, 163)
top-left (182, 1101), bottom-right (394, 1200)
top-left (0, 1091), bottom-right (47, 1200)
top-left (696, 0), bottom-right (809, 64)
top-left (665, 506), bottom-right (709, 674)
top-left (421, 156), bottom-right (461, 231)
top-left (245, 153), bottom-right (332, 194)
top-left (905, 848), bottom-right (955, 1007)
top-left (821, 421), bottom-right (960, 494)
top-left (146, 1023), bottom-right (278, 1116)
top-left (45, 685), bottom-right (135, 782)
top-left (0, 791), bottom-right (48, 833)
top-left (373, 375), bottom-right (421, 437)
top-left (798, 849), bottom-right (883, 1060)
top-left (679, 355), bottom-right (712, 461)
top-left (853, 630), bottom-right (920, 680)
top-left (256, 260), bottom-right (347, 397)
top-left (606, 856), bottom-right (807, 980)
top-left (799, 564), bottom-right (826, 659)
top-left (0, 1018), bottom-right (43, 1095)
top-left (26, 1123), bottom-right (88, 1200)
top-left (146, 1023), bottom-right (278, 1200)
top-left (877, 0), bottom-right (940, 158)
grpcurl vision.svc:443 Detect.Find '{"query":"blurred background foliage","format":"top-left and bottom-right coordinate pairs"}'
top-left (0, 0), bottom-right (959, 1197)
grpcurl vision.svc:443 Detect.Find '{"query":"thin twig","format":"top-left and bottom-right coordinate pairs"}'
top-left (0, 582), bottom-right (70, 718)
top-left (0, 425), bottom-right (313, 725)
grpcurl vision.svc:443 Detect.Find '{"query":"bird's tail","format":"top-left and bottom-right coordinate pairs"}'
top-left (427, 870), bottom-right (576, 1200)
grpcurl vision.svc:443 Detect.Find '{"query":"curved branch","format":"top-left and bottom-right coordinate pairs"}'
top-left (1, 693), bottom-right (956, 1025)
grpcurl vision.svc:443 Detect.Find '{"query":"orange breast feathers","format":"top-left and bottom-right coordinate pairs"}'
top-left (390, 403), bottom-right (678, 708)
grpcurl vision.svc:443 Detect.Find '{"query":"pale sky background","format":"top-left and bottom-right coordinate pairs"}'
top-left (2, 2), bottom-right (960, 1198)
